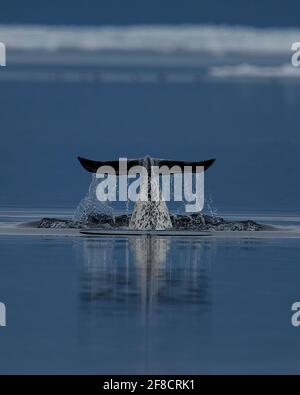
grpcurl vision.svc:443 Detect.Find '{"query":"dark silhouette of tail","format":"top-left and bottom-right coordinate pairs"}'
top-left (78, 156), bottom-right (215, 175)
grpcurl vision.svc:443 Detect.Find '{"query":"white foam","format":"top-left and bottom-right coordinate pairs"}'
top-left (209, 63), bottom-right (300, 79)
top-left (0, 23), bottom-right (298, 55)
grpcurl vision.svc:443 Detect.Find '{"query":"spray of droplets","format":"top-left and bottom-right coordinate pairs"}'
top-left (73, 174), bottom-right (113, 223)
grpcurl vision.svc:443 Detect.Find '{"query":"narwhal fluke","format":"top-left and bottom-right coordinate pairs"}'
top-left (78, 155), bottom-right (215, 230)
top-left (78, 156), bottom-right (215, 175)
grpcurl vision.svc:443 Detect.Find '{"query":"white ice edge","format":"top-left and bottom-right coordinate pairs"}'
top-left (0, 23), bottom-right (298, 55)
top-left (209, 64), bottom-right (300, 79)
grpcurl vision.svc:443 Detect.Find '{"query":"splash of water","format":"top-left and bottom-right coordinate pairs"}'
top-left (206, 193), bottom-right (218, 218)
top-left (129, 157), bottom-right (173, 230)
top-left (74, 174), bottom-right (113, 223)
top-left (73, 157), bottom-right (205, 230)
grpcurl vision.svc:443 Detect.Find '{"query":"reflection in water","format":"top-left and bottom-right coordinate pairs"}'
top-left (78, 236), bottom-right (213, 318)
top-left (75, 236), bottom-right (215, 373)
top-left (73, 236), bottom-right (287, 374)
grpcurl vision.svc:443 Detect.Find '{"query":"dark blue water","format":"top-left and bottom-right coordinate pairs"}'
top-left (1, 0), bottom-right (300, 27)
top-left (1, 61), bottom-right (300, 374)
top-left (0, 235), bottom-right (299, 374)
top-left (0, 69), bottom-right (299, 212)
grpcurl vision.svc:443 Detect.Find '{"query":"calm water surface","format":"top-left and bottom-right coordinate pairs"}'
top-left (0, 229), bottom-right (299, 374)
top-left (1, 60), bottom-right (300, 374)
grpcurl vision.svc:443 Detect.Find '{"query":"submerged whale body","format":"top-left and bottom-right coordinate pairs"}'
top-left (78, 155), bottom-right (215, 230)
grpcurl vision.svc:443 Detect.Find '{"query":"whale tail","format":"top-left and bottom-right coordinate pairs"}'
top-left (78, 156), bottom-right (215, 174)
top-left (77, 155), bottom-right (215, 230)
